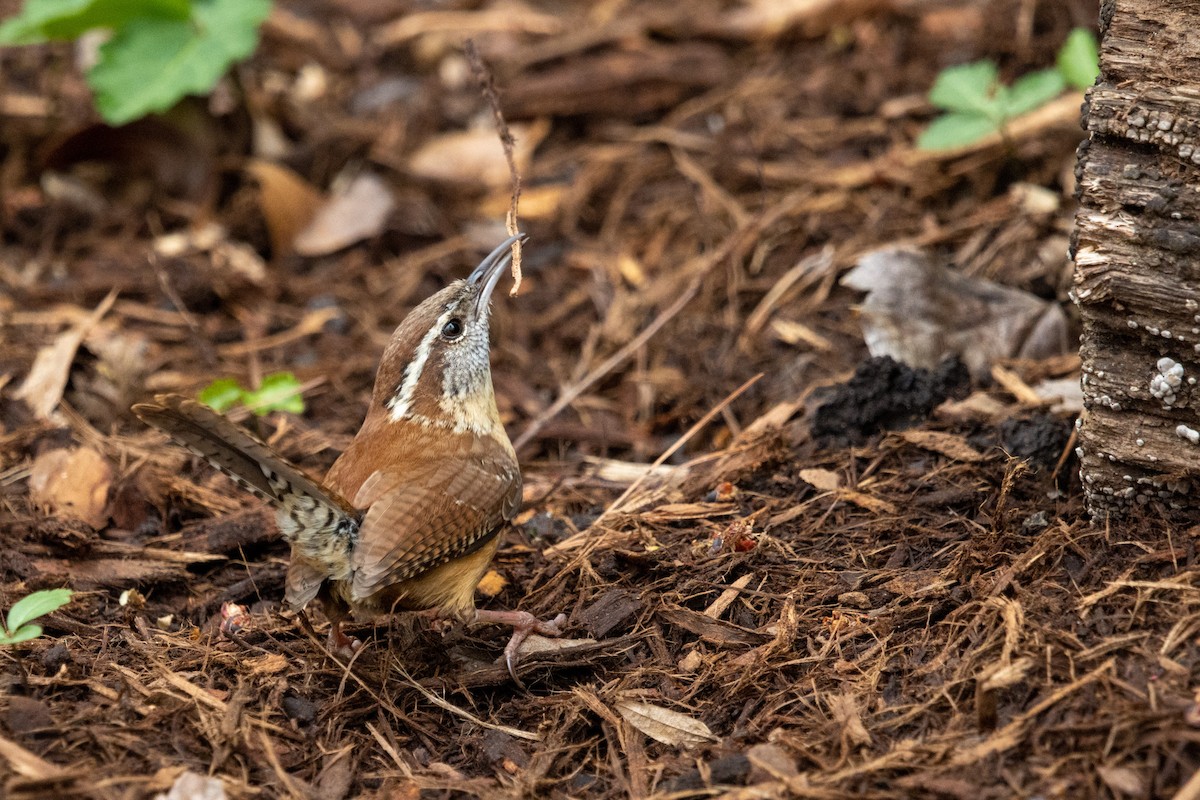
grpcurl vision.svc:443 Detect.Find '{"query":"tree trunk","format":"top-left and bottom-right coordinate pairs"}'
top-left (1074, 0), bottom-right (1200, 519)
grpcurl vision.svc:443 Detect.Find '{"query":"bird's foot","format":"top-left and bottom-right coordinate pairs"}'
top-left (471, 609), bottom-right (568, 685)
top-left (328, 621), bottom-right (362, 660)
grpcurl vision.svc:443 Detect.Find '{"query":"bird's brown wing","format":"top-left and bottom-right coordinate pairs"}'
top-left (348, 455), bottom-right (521, 602)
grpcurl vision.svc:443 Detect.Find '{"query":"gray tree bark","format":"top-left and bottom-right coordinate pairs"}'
top-left (1074, 0), bottom-right (1200, 518)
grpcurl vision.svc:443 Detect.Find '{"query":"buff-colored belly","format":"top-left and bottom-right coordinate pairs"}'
top-left (331, 535), bottom-right (501, 621)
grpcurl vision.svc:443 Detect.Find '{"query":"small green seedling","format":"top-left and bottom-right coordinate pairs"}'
top-left (199, 371), bottom-right (305, 416)
top-left (0, 0), bottom-right (272, 125)
top-left (0, 588), bottom-right (73, 645)
top-left (918, 28), bottom-right (1100, 151)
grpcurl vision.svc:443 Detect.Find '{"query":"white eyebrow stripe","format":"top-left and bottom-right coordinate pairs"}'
top-left (386, 306), bottom-right (455, 421)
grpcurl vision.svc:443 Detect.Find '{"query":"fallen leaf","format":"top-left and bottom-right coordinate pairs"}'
top-left (897, 430), bottom-right (984, 462)
top-left (615, 699), bottom-right (718, 748)
top-left (15, 290), bottom-right (116, 419)
top-left (406, 120), bottom-right (548, 188)
top-left (841, 247), bottom-right (1068, 379)
top-left (294, 172), bottom-right (396, 256)
top-left (799, 468), bottom-right (842, 491)
top-left (245, 160), bottom-right (324, 260)
top-left (28, 447), bottom-right (113, 528)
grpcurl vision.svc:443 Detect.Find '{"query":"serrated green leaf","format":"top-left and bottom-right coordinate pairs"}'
top-left (5, 588), bottom-right (73, 634)
top-left (916, 112), bottom-right (1001, 151)
top-left (87, 0), bottom-right (270, 125)
top-left (0, 624), bottom-right (45, 645)
top-left (1058, 28), bottom-right (1099, 90)
top-left (928, 60), bottom-right (1000, 117)
top-left (199, 377), bottom-right (245, 412)
top-left (1003, 69), bottom-right (1065, 117)
top-left (244, 371), bottom-right (304, 416)
top-left (0, 0), bottom-right (188, 45)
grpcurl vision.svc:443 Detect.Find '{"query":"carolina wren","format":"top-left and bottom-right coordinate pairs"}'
top-left (134, 234), bottom-right (564, 676)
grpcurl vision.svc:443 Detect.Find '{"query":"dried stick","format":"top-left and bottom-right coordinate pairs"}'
top-left (464, 38), bottom-right (523, 294)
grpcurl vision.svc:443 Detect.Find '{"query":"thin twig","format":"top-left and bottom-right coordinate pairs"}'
top-left (465, 38), bottom-right (523, 293)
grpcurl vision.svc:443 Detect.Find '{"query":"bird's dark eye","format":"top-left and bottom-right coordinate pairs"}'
top-left (441, 318), bottom-right (463, 339)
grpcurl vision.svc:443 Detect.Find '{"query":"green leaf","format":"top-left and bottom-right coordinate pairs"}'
top-left (0, 624), bottom-right (45, 645)
top-left (916, 112), bottom-right (1001, 151)
top-left (928, 60), bottom-right (1000, 117)
top-left (0, 0), bottom-right (188, 45)
top-left (5, 588), bottom-right (73, 634)
top-left (1057, 28), bottom-right (1099, 90)
top-left (244, 371), bottom-right (305, 416)
top-left (1002, 68), bottom-right (1066, 117)
top-left (199, 377), bottom-right (245, 412)
top-left (87, 0), bottom-right (270, 125)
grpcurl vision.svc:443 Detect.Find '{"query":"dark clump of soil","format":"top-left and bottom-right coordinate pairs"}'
top-left (998, 412), bottom-right (1073, 469)
top-left (810, 356), bottom-right (970, 447)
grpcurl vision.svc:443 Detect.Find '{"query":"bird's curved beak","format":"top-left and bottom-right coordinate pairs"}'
top-left (468, 233), bottom-right (526, 318)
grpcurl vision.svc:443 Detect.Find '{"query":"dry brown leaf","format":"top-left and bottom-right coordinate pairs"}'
top-left (245, 160), bottom-right (324, 259)
top-left (15, 290), bottom-right (116, 419)
top-left (29, 447), bottom-right (113, 528)
top-left (897, 430), bottom-right (984, 462)
top-left (799, 468), bottom-right (842, 491)
top-left (841, 247), bottom-right (1068, 379)
top-left (294, 172), bottom-right (396, 256)
top-left (615, 699), bottom-right (718, 748)
top-left (406, 120), bottom-right (548, 188)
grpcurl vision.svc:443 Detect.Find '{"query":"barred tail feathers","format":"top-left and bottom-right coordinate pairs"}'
top-left (132, 394), bottom-right (355, 522)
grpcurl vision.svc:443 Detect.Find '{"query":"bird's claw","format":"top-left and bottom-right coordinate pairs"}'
top-left (328, 622), bottom-right (362, 661)
top-left (473, 609), bottom-right (568, 687)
